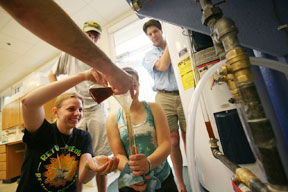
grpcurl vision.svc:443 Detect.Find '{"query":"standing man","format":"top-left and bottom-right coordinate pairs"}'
top-left (48, 21), bottom-right (111, 192)
top-left (142, 19), bottom-right (187, 192)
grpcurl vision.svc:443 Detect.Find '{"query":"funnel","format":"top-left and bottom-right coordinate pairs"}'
top-left (114, 92), bottom-right (137, 155)
top-left (113, 91), bottom-right (133, 111)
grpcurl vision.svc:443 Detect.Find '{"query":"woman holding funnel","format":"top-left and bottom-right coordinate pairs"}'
top-left (17, 69), bottom-right (118, 192)
top-left (106, 67), bottom-right (178, 192)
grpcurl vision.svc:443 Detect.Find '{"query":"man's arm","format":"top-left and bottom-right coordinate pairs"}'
top-left (0, 0), bottom-right (134, 95)
top-left (154, 46), bottom-right (171, 72)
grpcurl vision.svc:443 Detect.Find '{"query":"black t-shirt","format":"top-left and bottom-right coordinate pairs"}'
top-left (17, 119), bottom-right (93, 192)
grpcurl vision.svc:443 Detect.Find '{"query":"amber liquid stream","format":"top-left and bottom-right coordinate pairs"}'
top-left (89, 87), bottom-right (113, 104)
top-left (124, 112), bottom-right (137, 155)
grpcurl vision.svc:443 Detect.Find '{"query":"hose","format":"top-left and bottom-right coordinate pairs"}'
top-left (186, 59), bottom-right (226, 192)
top-left (250, 57), bottom-right (288, 75)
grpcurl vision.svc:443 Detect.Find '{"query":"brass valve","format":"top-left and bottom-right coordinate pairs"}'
top-left (218, 71), bottom-right (241, 103)
top-left (226, 48), bottom-right (253, 85)
top-left (235, 168), bottom-right (257, 188)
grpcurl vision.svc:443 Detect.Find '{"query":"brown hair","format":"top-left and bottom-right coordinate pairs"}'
top-left (143, 19), bottom-right (162, 34)
top-left (54, 92), bottom-right (82, 109)
top-left (87, 30), bottom-right (100, 38)
top-left (122, 67), bottom-right (139, 83)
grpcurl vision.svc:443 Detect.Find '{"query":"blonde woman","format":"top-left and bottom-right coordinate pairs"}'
top-left (17, 69), bottom-right (118, 192)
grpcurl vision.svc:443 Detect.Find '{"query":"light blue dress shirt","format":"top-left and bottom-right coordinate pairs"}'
top-left (142, 46), bottom-right (178, 91)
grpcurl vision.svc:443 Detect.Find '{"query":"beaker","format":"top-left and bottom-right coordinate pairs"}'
top-left (88, 84), bottom-right (113, 104)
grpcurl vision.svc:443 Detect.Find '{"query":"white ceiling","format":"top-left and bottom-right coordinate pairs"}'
top-left (0, 0), bottom-right (131, 93)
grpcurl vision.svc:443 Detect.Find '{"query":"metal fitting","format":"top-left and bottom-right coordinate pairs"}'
top-left (209, 138), bottom-right (219, 149)
top-left (211, 32), bottom-right (226, 59)
top-left (215, 17), bottom-right (238, 40)
top-left (214, 17), bottom-right (240, 52)
top-left (235, 168), bottom-right (257, 187)
top-left (201, 6), bottom-right (223, 26)
top-left (212, 149), bottom-right (222, 158)
top-left (220, 65), bottom-right (228, 75)
top-left (217, 72), bottom-right (241, 103)
top-left (129, 0), bottom-right (142, 12)
top-left (226, 48), bottom-right (253, 85)
top-left (226, 74), bottom-right (241, 102)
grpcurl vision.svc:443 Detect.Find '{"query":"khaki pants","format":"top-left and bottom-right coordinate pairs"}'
top-left (156, 92), bottom-right (186, 132)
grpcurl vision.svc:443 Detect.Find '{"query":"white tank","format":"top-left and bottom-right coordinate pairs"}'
top-left (162, 22), bottom-right (266, 192)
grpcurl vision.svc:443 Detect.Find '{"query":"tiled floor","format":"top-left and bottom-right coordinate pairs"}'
top-left (0, 180), bottom-right (18, 192)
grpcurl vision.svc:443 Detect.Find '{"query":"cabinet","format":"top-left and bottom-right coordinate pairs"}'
top-left (0, 93), bottom-right (56, 180)
top-left (0, 141), bottom-right (25, 180)
top-left (43, 98), bottom-right (57, 123)
top-left (2, 97), bottom-right (56, 130)
top-left (1, 100), bottom-right (21, 130)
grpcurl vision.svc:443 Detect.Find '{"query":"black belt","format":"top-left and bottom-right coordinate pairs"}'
top-left (157, 89), bottom-right (179, 95)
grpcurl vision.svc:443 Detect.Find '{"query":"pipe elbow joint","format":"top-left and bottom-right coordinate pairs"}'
top-left (215, 17), bottom-right (238, 40)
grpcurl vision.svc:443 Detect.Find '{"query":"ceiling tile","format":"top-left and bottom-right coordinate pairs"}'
top-left (0, 7), bottom-right (12, 29)
top-left (55, 0), bottom-right (88, 16)
top-left (0, 50), bottom-right (59, 92)
top-left (82, 0), bottom-right (94, 4)
top-left (0, 48), bottom-right (19, 70)
top-left (11, 44), bottom-right (60, 78)
top-left (0, 32), bottom-right (35, 54)
top-left (1, 19), bottom-right (41, 44)
top-left (89, 0), bottom-right (131, 22)
top-left (24, 41), bottom-right (60, 60)
top-left (71, 5), bottom-right (107, 28)
top-left (0, 41), bottom-right (60, 91)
